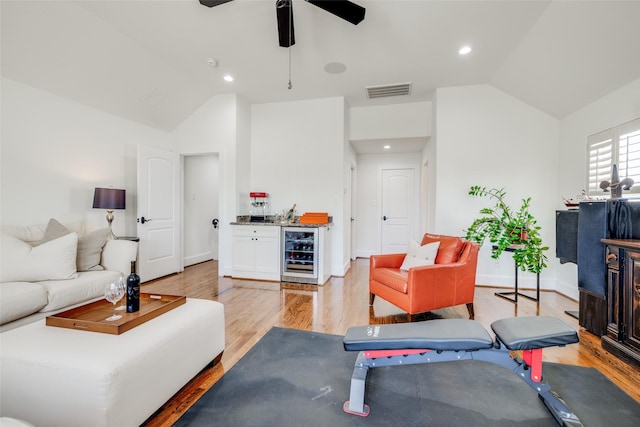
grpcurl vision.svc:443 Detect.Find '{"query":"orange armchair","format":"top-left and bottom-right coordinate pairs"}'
top-left (369, 233), bottom-right (479, 319)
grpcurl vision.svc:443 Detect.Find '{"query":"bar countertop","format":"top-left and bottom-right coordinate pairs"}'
top-left (230, 221), bottom-right (332, 228)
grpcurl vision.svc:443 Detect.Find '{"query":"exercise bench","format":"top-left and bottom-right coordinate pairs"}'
top-left (342, 316), bottom-right (582, 426)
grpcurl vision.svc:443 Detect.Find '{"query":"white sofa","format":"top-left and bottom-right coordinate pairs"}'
top-left (0, 219), bottom-right (138, 332)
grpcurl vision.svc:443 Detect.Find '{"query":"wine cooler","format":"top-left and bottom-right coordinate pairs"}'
top-left (282, 227), bottom-right (319, 284)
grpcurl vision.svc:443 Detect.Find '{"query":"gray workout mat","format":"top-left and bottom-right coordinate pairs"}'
top-left (173, 327), bottom-right (640, 426)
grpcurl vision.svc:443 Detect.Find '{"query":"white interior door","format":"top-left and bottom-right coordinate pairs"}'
top-left (381, 168), bottom-right (415, 254)
top-left (137, 145), bottom-right (181, 282)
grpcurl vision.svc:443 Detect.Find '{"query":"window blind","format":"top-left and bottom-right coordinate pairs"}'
top-left (587, 117), bottom-right (640, 196)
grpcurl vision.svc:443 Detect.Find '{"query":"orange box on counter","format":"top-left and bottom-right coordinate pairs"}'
top-left (300, 212), bottom-right (329, 224)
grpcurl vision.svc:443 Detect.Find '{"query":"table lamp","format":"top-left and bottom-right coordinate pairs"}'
top-left (92, 187), bottom-right (126, 239)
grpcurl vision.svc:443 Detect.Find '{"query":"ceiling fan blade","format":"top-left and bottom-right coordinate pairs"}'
top-left (306, 0), bottom-right (365, 25)
top-left (199, 0), bottom-right (234, 8)
top-left (276, 0), bottom-right (295, 48)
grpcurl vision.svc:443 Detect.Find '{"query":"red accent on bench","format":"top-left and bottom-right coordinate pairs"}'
top-left (523, 348), bottom-right (543, 382)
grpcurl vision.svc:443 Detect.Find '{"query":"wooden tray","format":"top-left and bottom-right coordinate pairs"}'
top-left (46, 293), bottom-right (186, 335)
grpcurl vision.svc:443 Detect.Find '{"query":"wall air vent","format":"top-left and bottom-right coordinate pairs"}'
top-left (365, 82), bottom-right (412, 99)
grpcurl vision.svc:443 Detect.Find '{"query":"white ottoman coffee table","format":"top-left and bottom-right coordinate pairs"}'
top-left (0, 298), bottom-right (225, 427)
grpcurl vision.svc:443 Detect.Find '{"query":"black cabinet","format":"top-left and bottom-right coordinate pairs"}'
top-left (571, 199), bottom-right (640, 336)
top-left (601, 239), bottom-right (640, 369)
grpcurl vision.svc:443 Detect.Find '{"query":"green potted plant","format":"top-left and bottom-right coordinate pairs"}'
top-left (464, 186), bottom-right (548, 274)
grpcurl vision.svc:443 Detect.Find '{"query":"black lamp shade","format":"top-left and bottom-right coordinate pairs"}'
top-left (93, 188), bottom-right (126, 210)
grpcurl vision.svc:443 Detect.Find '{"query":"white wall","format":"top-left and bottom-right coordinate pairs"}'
top-left (356, 152), bottom-right (422, 257)
top-left (251, 97), bottom-right (347, 274)
top-left (0, 77), bottom-right (171, 235)
top-left (170, 93), bottom-right (251, 276)
top-left (350, 102), bottom-right (432, 141)
top-left (343, 107), bottom-right (357, 268)
top-left (183, 154), bottom-right (219, 266)
top-left (555, 77), bottom-right (640, 298)
top-left (433, 84), bottom-right (559, 290)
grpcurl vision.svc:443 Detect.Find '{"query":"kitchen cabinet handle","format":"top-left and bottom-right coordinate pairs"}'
top-left (606, 253), bottom-right (617, 262)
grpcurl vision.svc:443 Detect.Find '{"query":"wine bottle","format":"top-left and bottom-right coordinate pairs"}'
top-left (126, 261), bottom-right (140, 313)
top-left (287, 203), bottom-right (296, 222)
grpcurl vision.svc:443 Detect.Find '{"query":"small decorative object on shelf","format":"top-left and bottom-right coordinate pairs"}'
top-left (599, 163), bottom-right (634, 199)
top-left (562, 190), bottom-right (603, 209)
top-left (126, 261), bottom-right (140, 313)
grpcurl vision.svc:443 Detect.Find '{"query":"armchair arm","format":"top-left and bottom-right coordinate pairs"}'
top-left (406, 262), bottom-right (463, 288)
top-left (404, 262), bottom-right (469, 310)
top-left (370, 253), bottom-right (406, 270)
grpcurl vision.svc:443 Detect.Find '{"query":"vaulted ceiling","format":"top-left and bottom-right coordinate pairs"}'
top-left (2, 1), bottom-right (639, 132)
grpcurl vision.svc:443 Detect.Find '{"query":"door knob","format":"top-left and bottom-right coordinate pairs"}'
top-left (138, 216), bottom-right (152, 224)
top-left (383, 215), bottom-right (387, 221)
top-left (212, 218), bottom-right (219, 229)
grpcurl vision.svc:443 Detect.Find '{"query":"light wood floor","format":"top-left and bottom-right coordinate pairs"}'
top-left (141, 259), bottom-right (640, 426)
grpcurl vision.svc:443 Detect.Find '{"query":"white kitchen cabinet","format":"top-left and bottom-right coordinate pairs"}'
top-left (231, 225), bottom-right (280, 281)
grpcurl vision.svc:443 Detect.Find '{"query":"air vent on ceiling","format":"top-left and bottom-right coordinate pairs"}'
top-left (365, 82), bottom-right (412, 99)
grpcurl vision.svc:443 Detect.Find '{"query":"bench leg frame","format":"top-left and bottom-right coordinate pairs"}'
top-left (344, 346), bottom-right (582, 426)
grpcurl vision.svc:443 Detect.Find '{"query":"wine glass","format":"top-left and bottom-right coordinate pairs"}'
top-left (104, 282), bottom-right (124, 321)
top-left (114, 274), bottom-right (126, 311)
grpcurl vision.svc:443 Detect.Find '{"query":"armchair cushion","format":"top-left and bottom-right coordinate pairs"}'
top-left (371, 268), bottom-right (408, 293)
top-left (400, 240), bottom-right (440, 271)
top-left (421, 233), bottom-right (464, 264)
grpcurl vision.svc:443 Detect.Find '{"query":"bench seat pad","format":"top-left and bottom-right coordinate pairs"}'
top-left (491, 316), bottom-right (578, 350)
top-left (343, 319), bottom-right (494, 352)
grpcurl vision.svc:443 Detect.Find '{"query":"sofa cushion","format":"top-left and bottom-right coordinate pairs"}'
top-left (0, 282), bottom-right (48, 325)
top-left (38, 270), bottom-right (121, 313)
top-left (38, 218), bottom-right (71, 245)
top-left (77, 228), bottom-right (110, 271)
top-left (400, 240), bottom-right (440, 271)
top-left (421, 233), bottom-right (464, 264)
top-left (37, 218), bottom-right (109, 272)
top-left (371, 268), bottom-right (408, 294)
top-left (0, 233), bottom-right (78, 282)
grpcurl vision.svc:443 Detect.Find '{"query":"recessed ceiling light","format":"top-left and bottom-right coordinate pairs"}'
top-left (383, 145), bottom-right (391, 150)
top-left (223, 75), bottom-right (234, 82)
top-left (459, 46), bottom-right (472, 55)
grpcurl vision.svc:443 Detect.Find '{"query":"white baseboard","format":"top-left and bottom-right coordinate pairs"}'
top-left (553, 279), bottom-right (579, 300)
top-left (475, 273), bottom-right (553, 291)
top-left (184, 252), bottom-right (213, 267)
top-left (356, 250), bottom-right (376, 258)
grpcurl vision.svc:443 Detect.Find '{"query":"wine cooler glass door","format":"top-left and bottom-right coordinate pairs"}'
top-left (282, 227), bottom-right (318, 279)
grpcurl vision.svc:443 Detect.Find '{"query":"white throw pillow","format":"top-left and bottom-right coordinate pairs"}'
top-left (35, 218), bottom-right (108, 271)
top-left (399, 240), bottom-right (440, 271)
top-left (0, 233), bottom-right (78, 282)
top-left (77, 228), bottom-right (109, 271)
